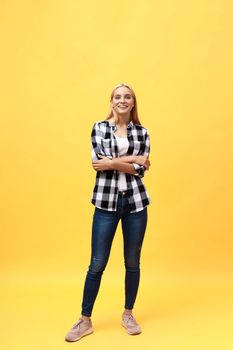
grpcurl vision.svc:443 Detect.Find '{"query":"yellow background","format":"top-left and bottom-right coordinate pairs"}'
top-left (1, 1), bottom-right (233, 349)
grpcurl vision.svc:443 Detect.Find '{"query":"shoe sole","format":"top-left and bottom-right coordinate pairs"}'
top-left (121, 322), bottom-right (142, 335)
top-left (65, 327), bottom-right (94, 342)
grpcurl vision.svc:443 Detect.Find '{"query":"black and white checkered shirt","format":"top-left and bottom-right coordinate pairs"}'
top-left (90, 119), bottom-right (151, 212)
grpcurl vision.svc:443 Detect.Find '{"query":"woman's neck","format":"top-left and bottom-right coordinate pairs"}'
top-left (115, 115), bottom-right (131, 128)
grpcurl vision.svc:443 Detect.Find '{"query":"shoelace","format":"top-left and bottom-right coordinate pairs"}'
top-left (124, 314), bottom-right (136, 324)
top-left (72, 320), bottom-right (83, 329)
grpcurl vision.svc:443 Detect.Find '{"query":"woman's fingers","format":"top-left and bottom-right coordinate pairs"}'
top-left (136, 155), bottom-right (150, 166)
top-left (144, 159), bottom-right (150, 170)
top-left (92, 157), bottom-right (111, 171)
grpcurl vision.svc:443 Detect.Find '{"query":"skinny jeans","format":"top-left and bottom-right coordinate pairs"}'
top-left (81, 192), bottom-right (148, 317)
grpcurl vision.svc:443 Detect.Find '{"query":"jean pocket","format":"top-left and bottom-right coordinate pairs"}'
top-left (95, 207), bottom-right (114, 217)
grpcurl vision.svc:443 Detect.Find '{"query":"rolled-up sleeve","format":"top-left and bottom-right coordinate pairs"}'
top-left (132, 163), bottom-right (145, 178)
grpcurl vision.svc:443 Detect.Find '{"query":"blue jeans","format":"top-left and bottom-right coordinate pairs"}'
top-left (81, 192), bottom-right (148, 317)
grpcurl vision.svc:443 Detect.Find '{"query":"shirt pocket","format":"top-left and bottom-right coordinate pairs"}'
top-left (101, 138), bottom-right (112, 157)
top-left (132, 140), bottom-right (143, 155)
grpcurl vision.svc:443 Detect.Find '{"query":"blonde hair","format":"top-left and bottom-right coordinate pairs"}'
top-left (106, 83), bottom-right (141, 125)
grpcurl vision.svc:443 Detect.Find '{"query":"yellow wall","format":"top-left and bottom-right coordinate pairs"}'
top-left (1, 0), bottom-right (233, 282)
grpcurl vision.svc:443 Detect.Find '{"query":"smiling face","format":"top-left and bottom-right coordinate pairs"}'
top-left (111, 86), bottom-right (135, 117)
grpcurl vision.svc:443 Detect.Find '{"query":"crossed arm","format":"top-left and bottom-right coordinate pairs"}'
top-left (91, 122), bottom-right (150, 177)
top-left (92, 155), bottom-right (150, 175)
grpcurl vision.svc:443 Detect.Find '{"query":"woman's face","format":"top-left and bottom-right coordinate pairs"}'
top-left (111, 86), bottom-right (134, 116)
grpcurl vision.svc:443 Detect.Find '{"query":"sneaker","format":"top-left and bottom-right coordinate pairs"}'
top-left (65, 318), bottom-right (94, 342)
top-left (121, 313), bottom-right (142, 335)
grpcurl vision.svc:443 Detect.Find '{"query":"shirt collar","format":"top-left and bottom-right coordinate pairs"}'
top-left (108, 120), bottom-right (134, 130)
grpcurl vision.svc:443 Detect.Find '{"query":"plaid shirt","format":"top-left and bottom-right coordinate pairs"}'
top-left (90, 119), bottom-right (151, 212)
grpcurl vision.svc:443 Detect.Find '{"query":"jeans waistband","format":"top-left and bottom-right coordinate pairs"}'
top-left (118, 190), bottom-right (128, 197)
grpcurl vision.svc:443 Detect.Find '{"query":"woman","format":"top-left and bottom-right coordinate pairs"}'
top-left (65, 83), bottom-right (151, 342)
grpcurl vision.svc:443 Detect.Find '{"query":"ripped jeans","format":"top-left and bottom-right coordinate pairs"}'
top-left (81, 192), bottom-right (148, 317)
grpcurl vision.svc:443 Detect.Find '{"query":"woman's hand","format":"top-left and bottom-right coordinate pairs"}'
top-left (134, 155), bottom-right (151, 170)
top-left (92, 155), bottom-right (113, 171)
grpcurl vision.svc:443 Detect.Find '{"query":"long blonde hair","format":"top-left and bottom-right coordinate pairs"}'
top-left (106, 83), bottom-right (141, 125)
